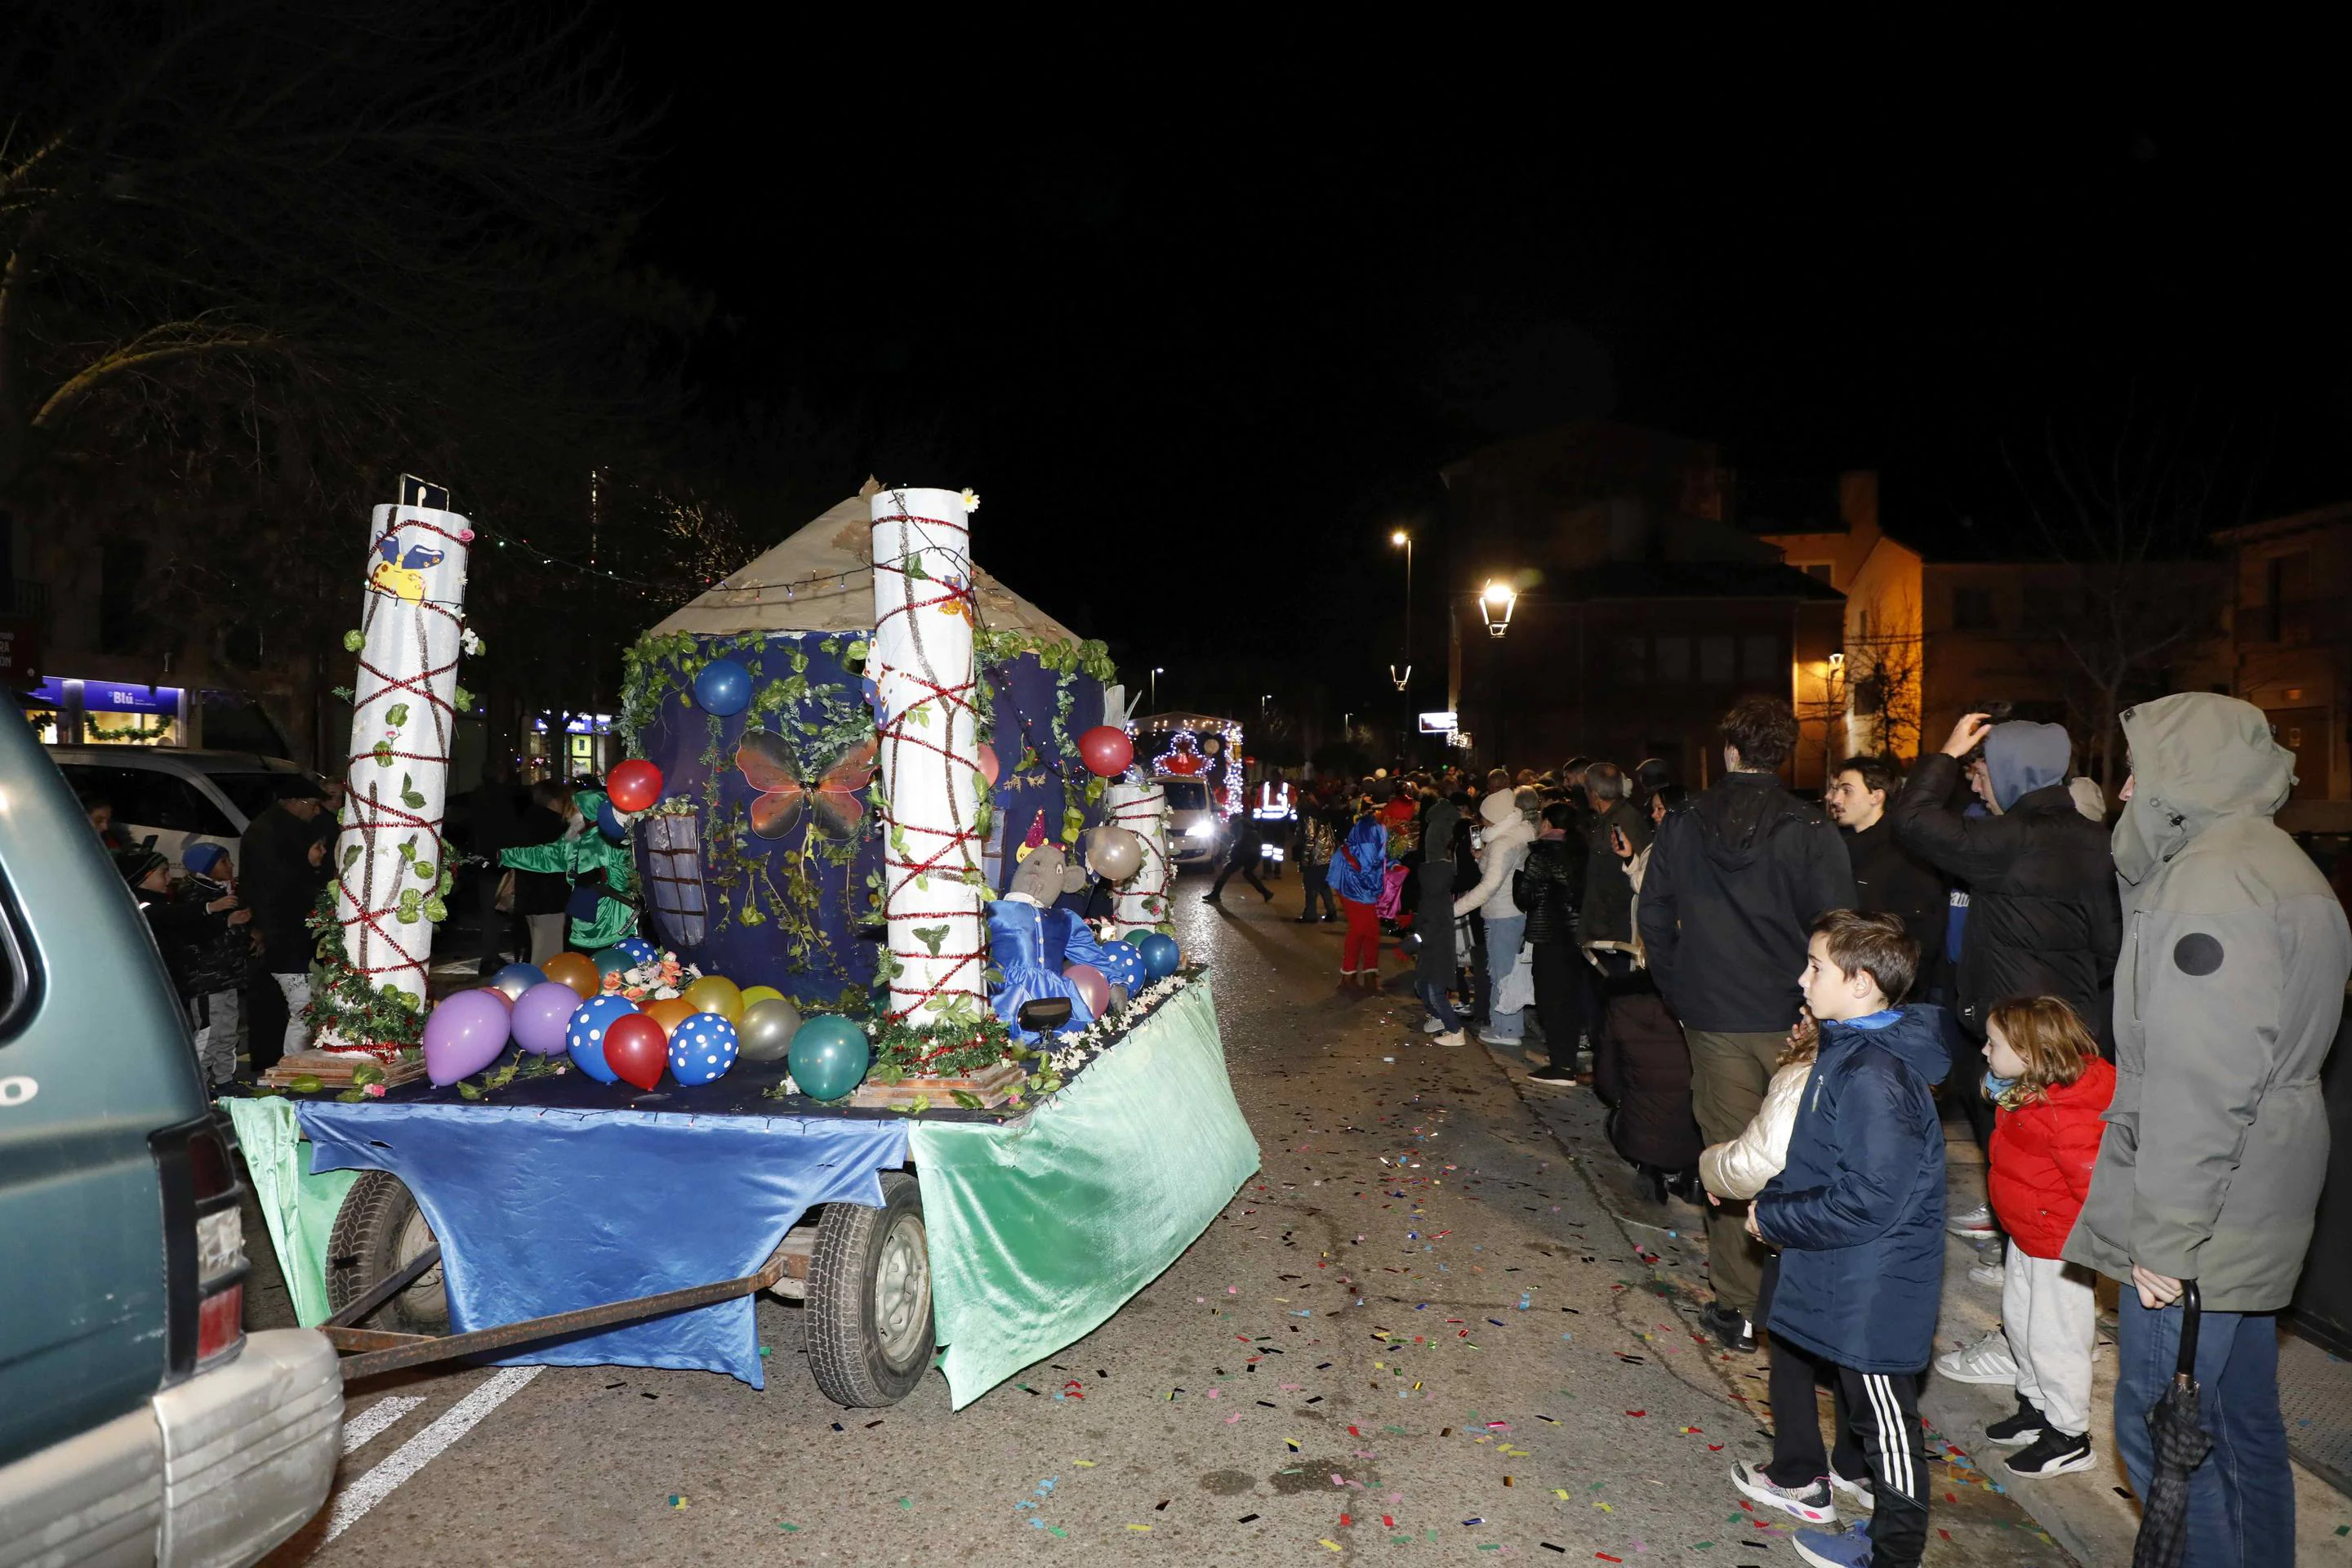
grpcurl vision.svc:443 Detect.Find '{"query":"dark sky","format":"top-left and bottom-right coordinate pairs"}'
top-left (605, 42), bottom-right (2351, 718)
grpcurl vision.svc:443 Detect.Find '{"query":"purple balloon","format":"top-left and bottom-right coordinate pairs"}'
top-left (512, 980), bottom-right (585, 1056)
top-left (421, 987), bottom-right (511, 1087)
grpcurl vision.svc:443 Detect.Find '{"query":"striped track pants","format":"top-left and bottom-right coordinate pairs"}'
top-left (1836, 1365), bottom-right (1930, 1566)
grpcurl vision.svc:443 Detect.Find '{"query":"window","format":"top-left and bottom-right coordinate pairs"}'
top-left (1802, 563), bottom-right (1835, 585)
top-left (1652, 635), bottom-right (1690, 683)
top-left (1740, 634), bottom-right (1780, 680)
top-left (1699, 635), bottom-right (1735, 684)
top-left (56, 764), bottom-right (237, 838)
top-left (1952, 586), bottom-right (1997, 630)
top-left (204, 771), bottom-right (324, 823)
top-left (1159, 780), bottom-right (1210, 812)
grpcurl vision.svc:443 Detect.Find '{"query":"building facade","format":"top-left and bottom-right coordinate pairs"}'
top-left (2216, 502), bottom-right (2352, 808)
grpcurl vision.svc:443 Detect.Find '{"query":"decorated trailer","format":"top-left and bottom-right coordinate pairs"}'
top-left (231, 483), bottom-right (1258, 1411)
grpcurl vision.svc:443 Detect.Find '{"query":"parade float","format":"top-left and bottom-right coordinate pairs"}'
top-left (226, 483), bottom-right (1258, 1411)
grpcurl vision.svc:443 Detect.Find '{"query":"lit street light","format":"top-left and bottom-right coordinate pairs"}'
top-left (1151, 666), bottom-right (1164, 710)
top-left (1479, 579), bottom-right (1517, 638)
top-left (1390, 529), bottom-right (1413, 690)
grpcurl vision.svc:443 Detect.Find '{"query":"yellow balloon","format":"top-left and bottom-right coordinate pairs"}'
top-left (682, 975), bottom-right (745, 1025)
top-left (741, 985), bottom-right (786, 1009)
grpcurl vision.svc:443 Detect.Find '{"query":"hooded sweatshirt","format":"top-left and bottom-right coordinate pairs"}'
top-left (1454, 791), bottom-right (1537, 921)
top-left (1755, 1004), bottom-right (1949, 1373)
top-left (1636, 772), bottom-right (1855, 1033)
top-left (1891, 728), bottom-right (2120, 1044)
top-left (2064, 693), bottom-right (2350, 1312)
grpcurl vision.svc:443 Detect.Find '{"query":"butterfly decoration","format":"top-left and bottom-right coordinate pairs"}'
top-left (737, 731), bottom-right (879, 841)
top-left (368, 532), bottom-right (446, 604)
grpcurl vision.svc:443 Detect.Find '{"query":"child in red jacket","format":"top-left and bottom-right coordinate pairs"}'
top-left (1979, 996), bottom-right (2116, 1480)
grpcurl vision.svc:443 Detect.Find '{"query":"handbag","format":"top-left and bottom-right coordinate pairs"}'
top-left (494, 869), bottom-right (517, 915)
top-left (1376, 862), bottom-right (1410, 920)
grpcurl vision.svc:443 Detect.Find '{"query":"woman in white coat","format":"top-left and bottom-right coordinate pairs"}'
top-left (1453, 789), bottom-right (1535, 1045)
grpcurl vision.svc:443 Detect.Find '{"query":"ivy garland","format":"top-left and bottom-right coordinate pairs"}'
top-left (301, 885), bottom-right (425, 1050)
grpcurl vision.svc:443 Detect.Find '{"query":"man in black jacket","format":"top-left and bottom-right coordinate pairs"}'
top-left (1826, 753), bottom-right (1947, 962)
top-left (1891, 715), bottom-right (2119, 1051)
top-left (1638, 695), bottom-right (1856, 1350)
top-left (240, 792), bottom-right (336, 1074)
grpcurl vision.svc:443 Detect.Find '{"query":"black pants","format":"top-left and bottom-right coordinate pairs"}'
top-left (1299, 863), bottom-right (1337, 919)
top-left (1530, 942), bottom-right (1585, 1066)
top-left (1757, 1254), bottom-right (1868, 1490)
top-left (245, 955), bottom-right (287, 1077)
top-left (1209, 849), bottom-right (1270, 900)
top-left (1836, 1363), bottom-right (1931, 1567)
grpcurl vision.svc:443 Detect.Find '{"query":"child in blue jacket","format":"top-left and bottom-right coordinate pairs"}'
top-left (1753, 910), bottom-right (1947, 1568)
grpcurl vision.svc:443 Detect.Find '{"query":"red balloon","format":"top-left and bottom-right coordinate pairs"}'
top-left (602, 1013), bottom-right (669, 1090)
top-left (605, 759), bottom-right (664, 814)
top-left (1065, 962), bottom-right (1111, 1017)
top-left (1077, 725), bottom-right (1134, 778)
top-left (975, 742), bottom-right (1000, 786)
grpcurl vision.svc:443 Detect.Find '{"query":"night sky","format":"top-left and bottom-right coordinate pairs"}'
top-left (608, 46), bottom-right (2350, 719)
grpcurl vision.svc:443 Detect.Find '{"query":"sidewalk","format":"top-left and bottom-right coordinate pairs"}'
top-left (1494, 1039), bottom-right (2352, 1564)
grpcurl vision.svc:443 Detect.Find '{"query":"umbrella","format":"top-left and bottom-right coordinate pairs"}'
top-left (2131, 1280), bottom-right (2212, 1568)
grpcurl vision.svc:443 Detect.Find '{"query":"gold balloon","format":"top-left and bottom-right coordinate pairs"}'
top-left (644, 996), bottom-right (696, 1038)
top-left (682, 975), bottom-right (745, 1025)
top-left (542, 951), bottom-right (601, 1000)
top-left (741, 985), bottom-right (786, 1009)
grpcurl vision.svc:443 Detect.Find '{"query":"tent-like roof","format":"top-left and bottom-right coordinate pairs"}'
top-left (649, 485), bottom-right (1082, 644)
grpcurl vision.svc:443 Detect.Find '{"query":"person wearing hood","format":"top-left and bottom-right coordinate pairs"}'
top-left (1891, 715), bottom-right (2120, 1055)
top-left (1638, 696), bottom-right (1856, 1352)
top-left (1577, 763), bottom-right (1650, 964)
top-left (1514, 801), bottom-right (1586, 1081)
top-left (1454, 786), bottom-right (1537, 1045)
top-left (1413, 792), bottom-right (1467, 1043)
top-left (499, 788), bottom-right (640, 951)
top-left (2062, 693), bottom-right (2349, 1565)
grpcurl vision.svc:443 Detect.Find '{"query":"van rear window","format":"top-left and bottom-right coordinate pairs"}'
top-left (1160, 780), bottom-right (1210, 812)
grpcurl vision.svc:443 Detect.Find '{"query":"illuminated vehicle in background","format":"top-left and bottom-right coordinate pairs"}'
top-left (1156, 776), bottom-right (1223, 868)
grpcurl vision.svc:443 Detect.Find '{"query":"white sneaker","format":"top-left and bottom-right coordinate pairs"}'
top-left (1934, 1329), bottom-right (2019, 1385)
top-left (1947, 1202), bottom-right (1997, 1240)
top-left (1422, 1017), bottom-right (1448, 1034)
top-left (1969, 1258), bottom-right (2007, 1289)
top-left (1477, 1030), bottom-right (1521, 1046)
top-left (1827, 1471), bottom-right (1873, 1508)
top-left (1432, 1030), bottom-right (1465, 1048)
top-left (1728, 1459), bottom-right (1836, 1525)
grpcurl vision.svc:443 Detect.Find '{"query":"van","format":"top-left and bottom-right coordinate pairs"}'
top-left (0, 708), bottom-right (340, 1564)
top-left (1155, 775), bottom-right (1225, 868)
top-left (47, 746), bottom-right (327, 877)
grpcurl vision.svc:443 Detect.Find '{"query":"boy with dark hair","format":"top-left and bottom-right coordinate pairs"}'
top-left (1753, 910), bottom-right (1946, 1568)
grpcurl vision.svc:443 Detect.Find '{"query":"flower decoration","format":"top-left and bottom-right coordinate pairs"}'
top-left (601, 948), bottom-right (702, 1004)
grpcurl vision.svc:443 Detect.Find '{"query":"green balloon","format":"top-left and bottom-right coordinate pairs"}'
top-left (591, 947), bottom-right (634, 978)
top-left (1123, 930), bottom-right (1150, 947)
top-left (787, 1016), bottom-right (871, 1102)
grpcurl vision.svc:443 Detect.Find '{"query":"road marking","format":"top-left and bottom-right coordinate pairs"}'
top-left (340, 1395), bottom-right (425, 1454)
top-left (324, 1368), bottom-right (541, 1542)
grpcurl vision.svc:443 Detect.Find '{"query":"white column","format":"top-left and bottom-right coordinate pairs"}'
top-left (330, 504), bottom-right (471, 1023)
top-left (871, 487), bottom-right (984, 1023)
top-left (1104, 779), bottom-right (1171, 934)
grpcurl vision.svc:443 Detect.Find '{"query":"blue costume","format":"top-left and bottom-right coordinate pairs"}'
top-left (986, 894), bottom-right (1146, 1040)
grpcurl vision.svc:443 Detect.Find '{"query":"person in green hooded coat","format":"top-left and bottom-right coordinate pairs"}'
top-left (497, 789), bottom-right (639, 951)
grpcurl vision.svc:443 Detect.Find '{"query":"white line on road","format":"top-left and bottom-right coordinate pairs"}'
top-left (340, 1395), bottom-right (425, 1454)
top-left (324, 1368), bottom-right (542, 1543)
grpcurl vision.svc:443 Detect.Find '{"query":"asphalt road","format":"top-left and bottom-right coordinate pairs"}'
top-left (255, 870), bottom-right (2096, 1566)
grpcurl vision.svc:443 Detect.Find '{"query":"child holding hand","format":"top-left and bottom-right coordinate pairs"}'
top-left (1976, 996), bottom-right (2114, 1479)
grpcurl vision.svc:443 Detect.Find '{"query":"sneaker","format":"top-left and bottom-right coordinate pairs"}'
top-left (1477, 1030), bottom-right (1521, 1046)
top-left (1422, 1017), bottom-right (1448, 1034)
top-left (1946, 1202), bottom-right (1997, 1240)
top-left (1524, 1063), bottom-right (1574, 1085)
top-left (2004, 1428), bottom-right (2095, 1478)
top-left (1432, 1030), bottom-right (1466, 1048)
top-left (1791, 1520), bottom-right (1872, 1568)
top-left (1968, 1258), bottom-right (2007, 1289)
top-left (1827, 1471), bottom-right (1873, 1508)
top-left (1934, 1328), bottom-right (2019, 1385)
top-left (1728, 1459), bottom-right (1836, 1525)
top-left (1984, 1395), bottom-right (2049, 1446)
top-left (1701, 1302), bottom-right (1757, 1353)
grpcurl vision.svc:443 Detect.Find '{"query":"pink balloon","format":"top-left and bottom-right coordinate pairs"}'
top-left (421, 987), bottom-right (512, 1086)
top-left (474, 985), bottom-right (514, 1009)
top-left (976, 742), bottom-right (1000, 786)
top-left (512, 980), bottom-right (585, 1056)
top-left (1064, 963), bottom-right (1111, 1018)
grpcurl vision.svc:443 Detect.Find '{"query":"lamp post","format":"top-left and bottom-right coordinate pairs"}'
top-left (1479, 580), bottom-right (1517, 637)
top-left (1390, 529), bottom-right (1413, 690)
top-left (1150, 666), bottom-right (1163, 711)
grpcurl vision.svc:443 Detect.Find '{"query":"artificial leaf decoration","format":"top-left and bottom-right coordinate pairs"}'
top-left (913, 924), bottom-right (949, 957)
top-left (385, 702), bottom-right (410, 727)
top-left (400, 773), bottom-right (426, 809)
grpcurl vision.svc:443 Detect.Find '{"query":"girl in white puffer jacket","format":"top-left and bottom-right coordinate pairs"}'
top-left (1703, 1018), bottom-right (1874, 1526)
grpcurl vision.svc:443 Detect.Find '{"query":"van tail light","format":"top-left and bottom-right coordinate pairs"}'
top-left (154, 1114), bottom-right (251, 1377)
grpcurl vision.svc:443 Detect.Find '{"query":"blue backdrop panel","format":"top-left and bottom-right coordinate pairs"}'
top-left (298, 1101), bottom-right (909, 1386)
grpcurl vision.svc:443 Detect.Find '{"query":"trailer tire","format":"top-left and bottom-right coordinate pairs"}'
top-left (325, 1169), bottom-right (451, 1336)
top-left (805, 1171), bottom-right (933, 1407)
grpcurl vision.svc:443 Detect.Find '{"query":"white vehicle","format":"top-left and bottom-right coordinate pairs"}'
top-left (47, 746), bottom-right (327, 875)
top-left (1156, 777), bottom-right (1225, 868)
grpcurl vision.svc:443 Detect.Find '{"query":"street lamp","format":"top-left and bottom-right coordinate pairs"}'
top-left (1479, 580), bottom-right (1517, 638)
top-left (1390, 529), bottom-right (1413, 690)
top-left (1150, 666), bottom-right (1164, 710)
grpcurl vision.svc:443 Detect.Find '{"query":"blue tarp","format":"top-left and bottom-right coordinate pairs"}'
top-left (297, 1100), bottom-right (909, 1386)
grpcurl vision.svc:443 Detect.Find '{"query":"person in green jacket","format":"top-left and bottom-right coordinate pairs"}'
top-left (498, 789), bottom-right (639, 951)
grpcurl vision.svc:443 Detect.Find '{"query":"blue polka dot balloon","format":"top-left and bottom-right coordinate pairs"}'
top-left (614, 937), bottom-right (658, 966)
top-left (566, 994), bottom-right (636, 1084)
top-left (668, 1011), bottom-right (741, 1087)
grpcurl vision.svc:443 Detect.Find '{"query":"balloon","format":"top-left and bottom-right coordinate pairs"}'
top-left (597, 800), bottom-right (626, 840)
top-left (1123, 929), bottom-right (1151, 946)
top-left (644, 996), bottom-right (696, 1038)
top-left (488, 962), bottom-right (546, 1003)
top-left (565, 994), bottom-right (638, 1083)
top-left (1077, 724), bottom-right (1134, 777)
top-left (542, 951), bottom-right (600, 999)
top-left (605, 759), bottom-right (664, 814)
top-left (602, 1013), bottom-right (670, 1091)
top-left (681, 975), bottom-right (745, 1026)
top-left (737, 996), bottom-right (802, 1062)
top-left (975, 742), bottom-right (1000, 786)
top-left (512, 981), bottom-right (585, 1055)
top-left (1137, 932), bottom-right (1181, 981)
top-left (614, 937), bottom-right (660, 965)
top-left (1065, 963), bottom-right (1111, 1017)
top-left (668, 1012), bottom-right (741, 1087)
top-left (740, 984), bottom-right (786, 1008)
top-left (591, 946), bottom-right (635, 979)
top-left (694, 657), bottom-right (751, 717)
top-left (1084, 825), bottom-right (1143, 881)
top-left (472, 984), bottom-right (513, 1009)
top-left (422, 989), bottom-right (510, 1086)
top-left (788, 1016), bottom-right (871, 1102)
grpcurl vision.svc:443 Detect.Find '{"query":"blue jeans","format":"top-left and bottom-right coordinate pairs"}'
top-left (1417, 979), bottom-right (1460, 1031)
top-left (1479, 915), bottom-right (1526, 1040)
top-left (2115, 1294), bottom-right (2293, 1568)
